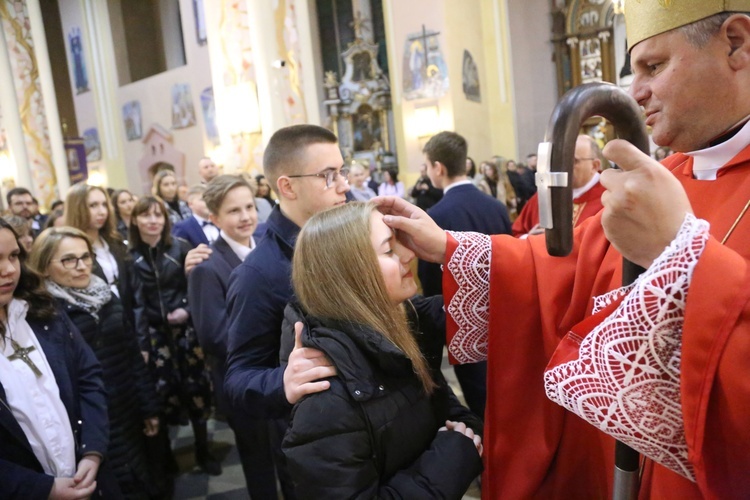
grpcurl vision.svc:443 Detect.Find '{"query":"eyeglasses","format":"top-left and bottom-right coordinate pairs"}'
top-left (574, 157), bottom-right (596, 165)
top-left (55, 253), bottom-right (93, 269)
top-left (287, 167), bottom-right (350, 189)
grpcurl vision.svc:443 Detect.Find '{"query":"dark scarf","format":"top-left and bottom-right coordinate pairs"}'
top-left (46, 274), bottom-right (112, 321)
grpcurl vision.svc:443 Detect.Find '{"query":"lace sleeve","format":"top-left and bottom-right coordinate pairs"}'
top-left (544, 213), bottom-right (710, 481)
top-left (445, 231), bottom-right (492, 364)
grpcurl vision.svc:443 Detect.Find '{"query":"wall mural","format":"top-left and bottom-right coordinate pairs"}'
top-left (122, 101), bottom-right (142, 141)
top-left (402, 25), bottom-right (449, 101)
top-left (193, 0), bottom-right (207, 46)
top-left (82, 127), bottom-right (101, 162)
top-left (276, 0), bottom-right (307, 124)
top-left (216, 0), bottom-right (262, 173)
top-left (0, 0), bottom-right (57, 205)
top-left (462, 50), bottom-right (480, 103)
top-left (171, 83), bottom-right (196, 129)
top-left (200, 87), bottom-right (220, 147)
top-left (68, 27), bottom-right (89, 94)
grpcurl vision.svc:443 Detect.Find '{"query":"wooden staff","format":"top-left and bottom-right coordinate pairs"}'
top-left (536, 82), bottom-right (647, 500)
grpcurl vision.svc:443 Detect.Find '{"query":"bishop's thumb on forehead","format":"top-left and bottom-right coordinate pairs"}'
top-left (602, 139), bottom-right (650, 172)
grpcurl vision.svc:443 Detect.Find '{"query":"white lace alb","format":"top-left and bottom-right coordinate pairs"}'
top-left (544, 213), bottom-right (709, 481)
top-left (445, 231), bottom-right (491, 364)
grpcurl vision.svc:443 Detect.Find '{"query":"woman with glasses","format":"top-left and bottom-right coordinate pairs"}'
top-left (280, 202), bottom-right (483, 499)
top-left (64, 183), bottom-right (130, 304)
top-left (29, 227), bottom-right (161, 499)
top-left (128, 196), bottom-right (218, 477)
top-left (152, 170), bottom-right (192, 226)
top-left (0, 219), bottom-right (117, 499)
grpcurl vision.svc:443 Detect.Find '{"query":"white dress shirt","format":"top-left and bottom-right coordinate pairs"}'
top-left (194, 214), bottom-right (220, 243)
top-left (0, 299), bottom-right (76, 477)
top-left (221, 231), bottom-right (256, 262)
top-left (93, 237), bottom-right (120, 297)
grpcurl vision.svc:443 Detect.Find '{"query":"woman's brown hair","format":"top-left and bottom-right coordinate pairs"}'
top-left (292, 202), bottom-right (436, 394)
top-left (111, 189), bottom-right (133, 221)
top-left (0, 220), bottom-right (57, 339)
top-left (128, 196), bottom-right (173, 249)
top-left (64, 182), bottom-right (123, 253)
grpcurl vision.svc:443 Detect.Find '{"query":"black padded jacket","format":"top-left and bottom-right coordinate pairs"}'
top-left (280, 296), bottom-right (483, 499)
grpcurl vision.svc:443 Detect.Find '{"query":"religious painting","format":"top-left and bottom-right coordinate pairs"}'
top-left (353, 105), bottom-right (382, 152)
top-left (579, 37), bottom-right (603, 84)
top-left (171, 83), bottom-right (196, 129)
top-left (82, 128), bottom-right (101, 162)
top-left (200, 87), bottom-right (220, 147)
top-left (122, 101), bottom-right (142, 141)
top-left (64, 139), bottom-right (88, 184)
top-left (462, 50), bottom-right (481, 103)
top-left (193, 0), bottom-right (207, 46)
top-left (68, 28), bottom-right (89, 94)
top-left (401, 27), bottom-right (449, 101)
top-left (352, 52), bottom-right (374, 82)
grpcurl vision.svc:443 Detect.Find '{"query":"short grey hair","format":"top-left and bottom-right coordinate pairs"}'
top-left (678, 12), bottom-right (737, 48)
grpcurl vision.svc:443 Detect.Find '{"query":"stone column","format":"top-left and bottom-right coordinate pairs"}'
top-left (80, 0), bottom-right (127, 188)
top-left (0, 34), bottom-right (33, 193)
top-left (0, 0), bottom-right (59, 206)
top-left (27, 0), bottom-right (69, 196)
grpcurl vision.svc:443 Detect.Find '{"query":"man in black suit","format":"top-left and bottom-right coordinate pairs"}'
top-left (187, 175), bottom-right (277, 499)
top-left (417, 131), bottom-right (512, 419)
top-left (172, 185), bottom-right (219, 247)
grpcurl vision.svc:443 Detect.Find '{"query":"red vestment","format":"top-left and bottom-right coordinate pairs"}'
top-left (511, 181), bottom-right (606, 237)
top-left (444, 149), bottom-right (750, 499)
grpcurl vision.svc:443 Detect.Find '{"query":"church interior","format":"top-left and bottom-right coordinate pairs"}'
top-left (0, 0), bottom-right (637, 209)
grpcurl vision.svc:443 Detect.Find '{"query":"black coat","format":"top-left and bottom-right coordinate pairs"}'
top-left (129, 238), bottom-right (192, 350)
top-left (59, 295), bottom-right (160, 497)
top-left (280, 298), bottom-right (483, 499)
top-left (0, 310), bottom-right (114, 499)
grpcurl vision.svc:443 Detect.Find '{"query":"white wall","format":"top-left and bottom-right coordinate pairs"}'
top-left (506, 0), bottom-right (558, 161)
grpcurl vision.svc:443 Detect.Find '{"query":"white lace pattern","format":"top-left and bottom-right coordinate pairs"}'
top-left (544, 214), bottom-right (710, 481)
top-left (446, 231), bottom-right (491, 364)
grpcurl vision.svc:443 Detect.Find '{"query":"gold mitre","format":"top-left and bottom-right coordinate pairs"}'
top-left (626, 0), bottom-right (750, 50)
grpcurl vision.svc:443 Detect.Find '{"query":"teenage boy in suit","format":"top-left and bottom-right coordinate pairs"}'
top-left (417, 131), bottom-right (512, 420)
top-left (188, 175), bottom-right (277, 498)
top-left (172, 185), bottom-right (218, 248)
top-left (224, 125), bottom-right (349, 498)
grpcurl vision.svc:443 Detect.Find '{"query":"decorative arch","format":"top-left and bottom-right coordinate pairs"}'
top-left (552, 0), bottom-right (623, 95)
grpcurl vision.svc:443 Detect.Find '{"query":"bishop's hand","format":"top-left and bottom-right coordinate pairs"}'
top-left (373, 196), bottom-right (447, 264)
top-left (600, 140), bottom-right (693, 268)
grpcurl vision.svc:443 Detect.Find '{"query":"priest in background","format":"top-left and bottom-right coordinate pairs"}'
top-left (512, 134), bottom-right (606, 237)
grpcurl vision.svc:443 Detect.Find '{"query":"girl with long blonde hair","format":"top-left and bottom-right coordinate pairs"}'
top-left (281, 202), bottom-right (483, 499)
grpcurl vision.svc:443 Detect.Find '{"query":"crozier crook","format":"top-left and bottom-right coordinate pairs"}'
top-left (537, 81), bottom-right (649, 500)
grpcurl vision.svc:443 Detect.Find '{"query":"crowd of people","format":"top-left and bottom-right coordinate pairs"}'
top-left (1, 3), bottom-right (749, 500)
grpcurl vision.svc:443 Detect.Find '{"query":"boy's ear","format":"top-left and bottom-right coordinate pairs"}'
top-left (277, 176), bottom-right (298, 200)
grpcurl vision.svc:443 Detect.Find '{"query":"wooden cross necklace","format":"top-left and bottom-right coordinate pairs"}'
top-left (4, 321), bottom-right (42, 377)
